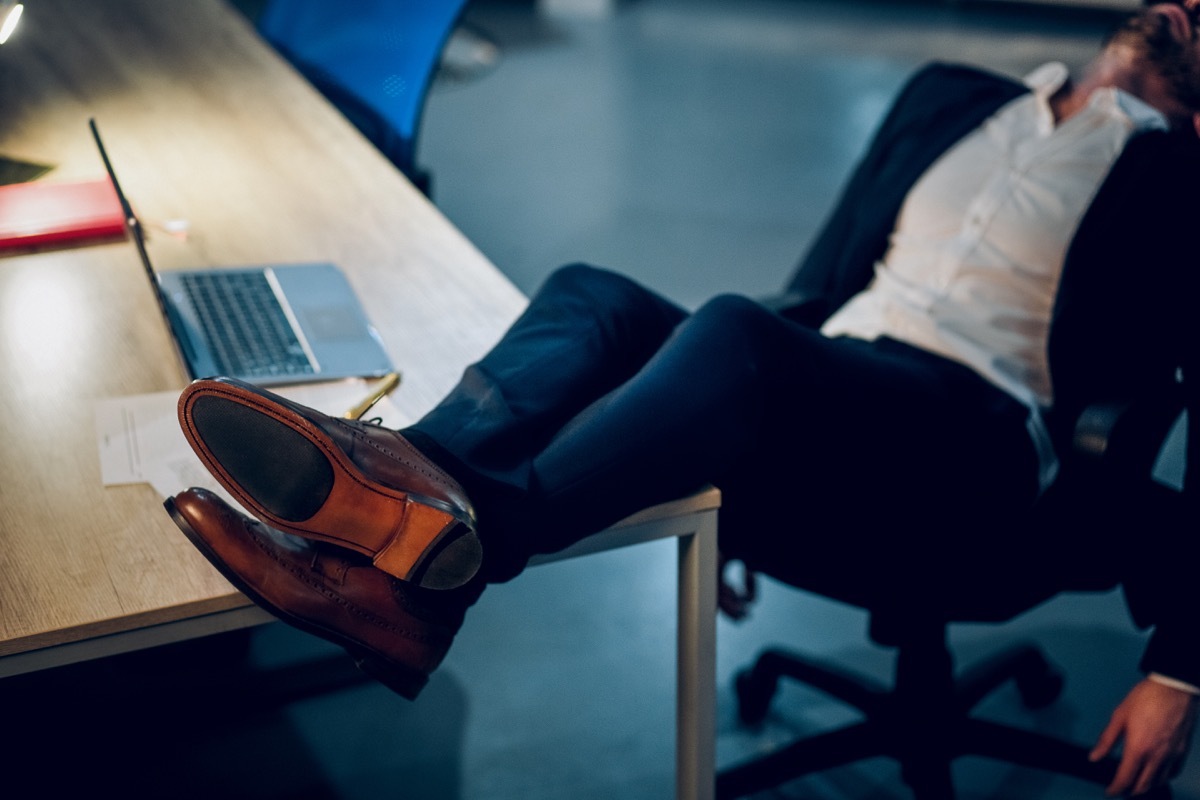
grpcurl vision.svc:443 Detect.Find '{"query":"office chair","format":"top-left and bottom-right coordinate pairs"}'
top-left (716, 364), bottom-right (1187, 798)
top-left (254, 0), bottom-right (473, 196)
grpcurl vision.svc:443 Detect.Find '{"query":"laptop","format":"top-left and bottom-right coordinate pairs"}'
top-left (89, 119), bottom-right (395, 387)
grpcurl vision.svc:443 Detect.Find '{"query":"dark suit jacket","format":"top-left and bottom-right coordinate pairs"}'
top-left (779, 62), bottom-right (1200, 685)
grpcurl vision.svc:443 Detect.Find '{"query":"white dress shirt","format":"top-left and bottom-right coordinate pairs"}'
top-left (820, 62), bottom-right (1167, 490)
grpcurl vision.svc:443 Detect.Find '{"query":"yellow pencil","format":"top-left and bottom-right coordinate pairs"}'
top-left (344, 371), bottom-right (401, 419)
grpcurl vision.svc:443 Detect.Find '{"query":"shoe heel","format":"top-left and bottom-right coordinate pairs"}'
top-left (345, 646), bottom-right (429, 700)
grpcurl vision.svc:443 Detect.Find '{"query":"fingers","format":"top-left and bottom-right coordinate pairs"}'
top-left (1132, 761), bottom-right (1162, 797)
top-left (1106, 749), bottom-right (1146, 797)
top-left (1103, 744), bottom-right (1171, 797)
top-left (1095, 679), bottom-right (1199, 796)
top-left (1125, 750), bottom-right (1176, 798)
top-left (1090, 713), bottom-right (1123, 764)
top-left (1091, 707), bottom-right (1128, 795)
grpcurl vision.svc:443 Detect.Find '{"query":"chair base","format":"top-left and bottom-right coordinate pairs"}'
top-left (717, 638), bottom-right (1173, 800)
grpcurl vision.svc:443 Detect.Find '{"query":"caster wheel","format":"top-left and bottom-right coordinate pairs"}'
top-left (735, 668), bottom-right (777, 726)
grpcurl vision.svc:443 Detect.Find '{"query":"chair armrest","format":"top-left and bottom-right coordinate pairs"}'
top-left (1071, 385), bottom-right (1185, 479)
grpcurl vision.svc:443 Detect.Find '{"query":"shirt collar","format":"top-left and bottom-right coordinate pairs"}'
top-left (1109, 88), bottom-right (1170, 131)
top-left (1023, 61), bottom-right (1070, 98)
top-left (1022, 61), bottom-right (1167, 133)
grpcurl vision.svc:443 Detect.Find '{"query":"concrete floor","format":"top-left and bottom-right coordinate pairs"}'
top-left (7, 1), bottom-right (1196, 798)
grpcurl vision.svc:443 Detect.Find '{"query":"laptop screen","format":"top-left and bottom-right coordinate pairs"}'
top-left (89, 118), bottom-right (183, 363)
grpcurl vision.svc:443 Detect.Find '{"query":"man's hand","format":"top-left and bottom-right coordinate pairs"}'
top-left (718, 553), bottom-right (758, 621)
top-left (1090, 677), bottom-right (1199, 796)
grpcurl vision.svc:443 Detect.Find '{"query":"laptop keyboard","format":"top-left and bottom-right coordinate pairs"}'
top-left (180, 271), bottom-right (315, 378)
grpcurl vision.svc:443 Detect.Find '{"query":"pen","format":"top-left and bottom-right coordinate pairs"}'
top-left (344, 371), bottom-right (401, 420)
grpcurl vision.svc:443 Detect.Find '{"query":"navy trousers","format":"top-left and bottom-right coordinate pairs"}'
top-left (406, 264), bottom-right (1039, 585)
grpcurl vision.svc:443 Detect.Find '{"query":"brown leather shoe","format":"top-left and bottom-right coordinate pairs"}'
top-left (177, 377), bottom-right (480, 590)
top-left (165, 487), bottom-right (477, 699)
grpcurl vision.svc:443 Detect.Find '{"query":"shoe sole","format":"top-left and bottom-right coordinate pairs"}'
top-left (165, 496), bottom-right (429, 700)
top-left (178, 380), bottom-right (479, 590)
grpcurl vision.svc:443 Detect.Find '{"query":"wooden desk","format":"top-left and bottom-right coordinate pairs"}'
top-left (0, 0), bottom-right (522, 661)
top-left (0, 2), bottom-right (716, 797)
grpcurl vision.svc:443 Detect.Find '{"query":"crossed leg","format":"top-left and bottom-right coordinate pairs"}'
top-left (169, 263), bottom-right (1039, 697)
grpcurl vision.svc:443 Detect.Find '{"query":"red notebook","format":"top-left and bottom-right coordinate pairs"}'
top-left (0, 178), bottom-right (127, 252)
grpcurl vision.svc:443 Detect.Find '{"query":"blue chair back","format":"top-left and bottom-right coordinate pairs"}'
top-left (257, 0), bottom-right (471, 193)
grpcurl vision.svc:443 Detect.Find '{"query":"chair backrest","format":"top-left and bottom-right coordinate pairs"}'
top-left (256, 0), bottom-right (471, 192)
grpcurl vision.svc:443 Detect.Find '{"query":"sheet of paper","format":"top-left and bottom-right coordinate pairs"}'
top-left (95, 389), bottom-right (185, 486)
top-left (94, 378), bottom-right (411, 503)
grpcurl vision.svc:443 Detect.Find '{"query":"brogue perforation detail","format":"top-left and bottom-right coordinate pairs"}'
top-left (243, 518), bottom-right (453, 646)
top-left (344, 421), bottom-right (458, 488)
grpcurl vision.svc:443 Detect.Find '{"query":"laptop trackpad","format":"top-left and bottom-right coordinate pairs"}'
top-left (273, 263), bottom-right (393, 381)
top-left (301, 306), bottom-right (368, 341)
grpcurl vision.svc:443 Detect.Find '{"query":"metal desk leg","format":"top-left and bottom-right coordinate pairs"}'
top-left (677, 509), bottom-right (718, 800)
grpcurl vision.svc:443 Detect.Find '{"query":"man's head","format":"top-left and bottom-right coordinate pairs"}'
top-left (1104, 2), bottom-right (1200, 132)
